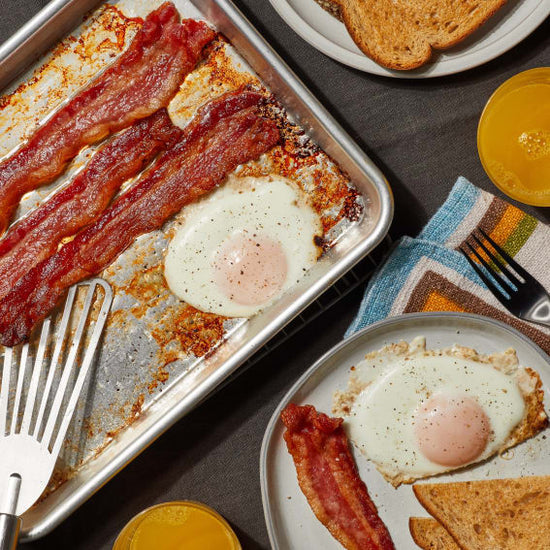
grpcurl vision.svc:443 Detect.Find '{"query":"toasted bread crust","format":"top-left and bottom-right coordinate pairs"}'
top-left (409, 517), bottom-right (460, 550)
top-left (322, 0), bottom-right (507, 70)
top-left (413, 476), bottom-right (550, 549)
top-left (313, 0), bottom-right (342, 20)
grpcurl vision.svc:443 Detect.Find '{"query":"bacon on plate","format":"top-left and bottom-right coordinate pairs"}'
top-left (281, 403), bottom-right (395, 550)
top-left (0, 2), bottom-right (215, 233)
top-left (0, 109), bottom-right (182, 302)
top-left (0, 88), bottom-right (280, 347)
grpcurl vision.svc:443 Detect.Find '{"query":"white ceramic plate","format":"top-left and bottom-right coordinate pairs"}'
top-left (268, 0), bottom-right (550, 78)
top-left (260, 312), bottom-right (550, 549)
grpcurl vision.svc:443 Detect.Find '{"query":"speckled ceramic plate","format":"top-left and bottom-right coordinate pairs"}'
top-left (268, 0), bottom-right (550, 78)
top-left (260, 312), bottom-right (550, 549)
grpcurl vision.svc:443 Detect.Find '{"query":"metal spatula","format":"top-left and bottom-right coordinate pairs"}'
top-left (0, 278), bottom-right (112, 549)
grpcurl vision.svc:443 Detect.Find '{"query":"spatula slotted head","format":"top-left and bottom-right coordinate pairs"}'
top-left (0, 278), bottom-right (112, 516)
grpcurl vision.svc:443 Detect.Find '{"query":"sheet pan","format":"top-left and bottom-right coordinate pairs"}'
top-left (0, 0), bottom-right (393, 539)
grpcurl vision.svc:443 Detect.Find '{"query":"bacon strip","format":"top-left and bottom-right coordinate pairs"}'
top-left (281, 403), bottom-right (395, 550)
top-left (0, 109), bottom-right (182, 302)
top-left (0, 2), bottom-right (215, 233)
top-left (0, 89), bottom-right (280, 347)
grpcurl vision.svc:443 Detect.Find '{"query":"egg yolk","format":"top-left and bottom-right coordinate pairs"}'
top-left (212, 233), bottom-right (287, 306)
top-left (414, 394), bottom-right (491, 467)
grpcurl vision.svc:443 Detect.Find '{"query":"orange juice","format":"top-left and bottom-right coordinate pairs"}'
top-left (478, 67), bottom-right (550, 206)
top-left (113, 502), bottom-right (241, 550)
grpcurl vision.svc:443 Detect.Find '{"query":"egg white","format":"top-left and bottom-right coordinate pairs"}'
top-left (340, 338), bottom-right (526, 482)
top-left (164, 175), bottom-right (322, 317)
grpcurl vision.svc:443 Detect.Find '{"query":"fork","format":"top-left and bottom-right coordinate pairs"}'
top-left (460, 228), bottom-right (550, 327)
top-left (0, 278), bottom-right (112, 549)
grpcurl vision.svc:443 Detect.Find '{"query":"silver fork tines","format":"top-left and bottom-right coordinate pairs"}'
top-left (460, 228), bottom-right (550, 327)
top-left (0, 278), bottom-right (113, 517)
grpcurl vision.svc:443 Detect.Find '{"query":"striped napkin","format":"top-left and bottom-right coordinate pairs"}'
top-left (346, 177), bottom-right (550, 354)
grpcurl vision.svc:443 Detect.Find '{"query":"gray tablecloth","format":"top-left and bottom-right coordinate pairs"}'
top-left (1, 1), bottom-right (548, 548)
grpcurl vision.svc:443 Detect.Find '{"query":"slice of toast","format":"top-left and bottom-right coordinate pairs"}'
top-left (409, 518), bottom-right (460, 550)
top-left (413, 476), bottom-right (550, 549)
top-left (317, 0), bottom-right (506, 70)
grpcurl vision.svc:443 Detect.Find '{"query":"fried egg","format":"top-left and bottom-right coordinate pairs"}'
top-left (333, 337), bottom-right (547, 486)
top-left (164, 175), bottom-right (323, 317)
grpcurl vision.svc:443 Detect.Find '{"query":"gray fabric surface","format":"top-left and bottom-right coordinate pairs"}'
top-left (0, 1), bottom-right (548, 548)
top-left (0, 0), bottom-right (49, 38)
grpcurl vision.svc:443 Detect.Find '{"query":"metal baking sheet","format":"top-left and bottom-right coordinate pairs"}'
top-left (0, 0), bottom-right (393, 540)
top-left (260, 313), bottom-right (550, 549)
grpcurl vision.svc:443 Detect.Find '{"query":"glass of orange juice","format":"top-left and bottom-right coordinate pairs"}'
top-left (478, 67), bottom-right (550, 206)
top-left (113, 501), bottom-right (242, 550)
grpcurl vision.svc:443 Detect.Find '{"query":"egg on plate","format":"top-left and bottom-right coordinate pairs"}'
top-left (164, 174), bottom-right (323, 317)
top-left (333, 337), bottom-right (548, 486)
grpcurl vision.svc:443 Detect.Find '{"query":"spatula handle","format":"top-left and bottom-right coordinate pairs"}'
top-left (0, 514), bottom-right (20, 550)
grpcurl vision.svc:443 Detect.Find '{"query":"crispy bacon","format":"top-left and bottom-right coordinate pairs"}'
top-left (0, 109), bottom-right (182, 302)
top-left (281, 403), bottom-right (395, 550)
top-left (0, 2), bottom-right (215, 233)
top-left (0, 89), bottom-right (280, 347)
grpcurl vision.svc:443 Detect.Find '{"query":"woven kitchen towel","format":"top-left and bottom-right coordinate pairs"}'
top-left (346, 176), bottom-right (550, 354)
